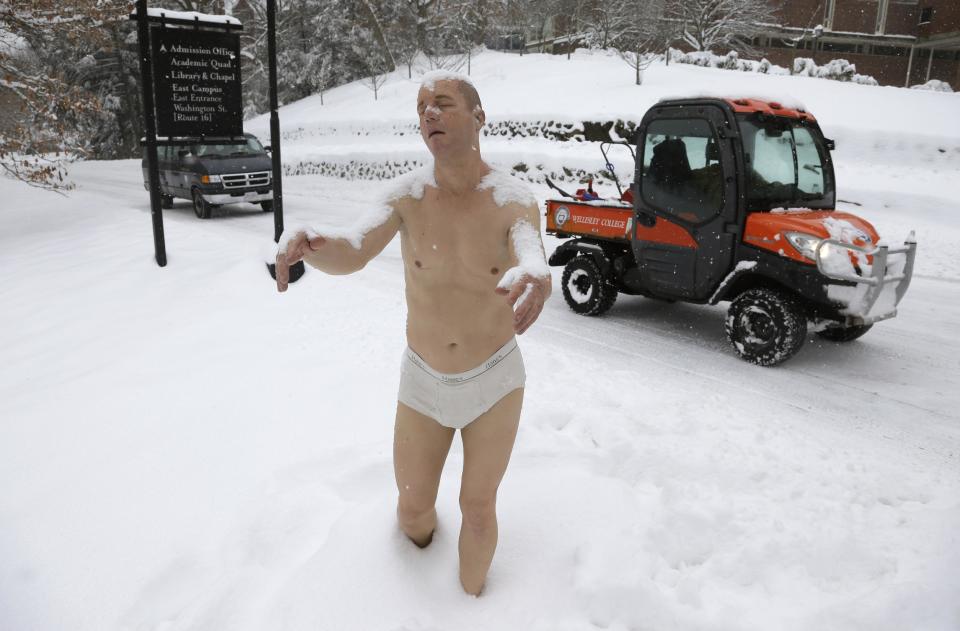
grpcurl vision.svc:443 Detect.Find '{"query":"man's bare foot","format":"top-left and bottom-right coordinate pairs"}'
top-left (459, 573), bottom-right (485, 597)
top-left (407, 527), bottom-right (435, 548)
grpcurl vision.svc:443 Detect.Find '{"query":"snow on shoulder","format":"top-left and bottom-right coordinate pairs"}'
top-left (477, 167), bottom-right (536, 208)
top-left (420, 70), bottom-right (475, 92)
top-left (385, 162), bottom-right (436, 201)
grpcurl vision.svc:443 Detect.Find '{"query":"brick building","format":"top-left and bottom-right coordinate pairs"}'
top-left (523, 1), bottom-right (960, 89)
top-left (748, 0), bottom-right (959, 87)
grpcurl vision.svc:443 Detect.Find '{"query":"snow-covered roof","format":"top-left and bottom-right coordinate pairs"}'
top-left (130, 8), bottom-right (242, 27)
top-left (658, 91), bottom-right (807, 112)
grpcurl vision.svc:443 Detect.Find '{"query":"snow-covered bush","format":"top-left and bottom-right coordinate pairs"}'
top-left (793, 57), bottom-right (879, 85)
top-left (722, 50), bottom-right (741, 70)
top-left (670, 48), bottom-right (788, 75)
top-left (669, 49), bottom-right (881, 85)
top-left (911, 79), bottom-right (954, 92)
top-left (793, 57), bottom-right (816, 77)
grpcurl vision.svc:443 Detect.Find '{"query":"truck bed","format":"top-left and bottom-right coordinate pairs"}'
top-left (544, 197), bottom-right (634, 242)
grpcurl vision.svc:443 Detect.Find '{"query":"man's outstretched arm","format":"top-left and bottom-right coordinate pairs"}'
top-left (275, 202), bottom-right (402, 291)
top-left (495, 202), bottom-right (552, 335)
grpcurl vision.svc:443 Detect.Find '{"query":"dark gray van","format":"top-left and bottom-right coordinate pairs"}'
top-left (141, 133), bottom-right (273, 219)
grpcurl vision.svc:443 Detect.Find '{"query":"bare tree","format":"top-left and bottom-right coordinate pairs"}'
top-left (580, 0), bottom-right (633, 50)
top-left (615, 0), bottom-right (670, 85)
top-left (664, 0), bottom-right (777, 55)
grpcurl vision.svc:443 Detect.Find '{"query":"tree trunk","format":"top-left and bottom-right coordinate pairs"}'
top-left (359, 0), bottom-right (396, 71)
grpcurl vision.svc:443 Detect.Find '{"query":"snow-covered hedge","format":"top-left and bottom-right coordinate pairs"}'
top-left (265, 119), bottom-right (639, 144)
top-left (910, 79), bottom-right (954, 93)
top-left (669, 48), bottom-right (879, 86)
top-left (793, 57), bottom-right (878, 85)
top-left (669, 49), bottom-right (789, 75)
top-left (283, 156), bottom-right (613, 187)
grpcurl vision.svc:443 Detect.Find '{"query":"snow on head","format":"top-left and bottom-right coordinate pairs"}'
top-left (477, 168), bottom-right (536, 207)
top-left (420, 70), bottom-right (475, 92)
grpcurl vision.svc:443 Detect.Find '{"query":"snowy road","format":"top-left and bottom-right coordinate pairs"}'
top-left (1, 160), bottom-right (958, 631)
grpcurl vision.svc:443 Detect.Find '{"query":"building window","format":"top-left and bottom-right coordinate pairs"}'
top-left (919, 7), bottom-right (933, 24)
top-left (872, 45), bottom-right (908, 57)
top-left (821, 42), bottom-right (860, 53)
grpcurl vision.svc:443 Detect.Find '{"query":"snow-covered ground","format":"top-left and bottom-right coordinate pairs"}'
top-left (2, 50), bottom-right (959, 631)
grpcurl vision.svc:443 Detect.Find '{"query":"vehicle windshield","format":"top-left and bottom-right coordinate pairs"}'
top-left (737, 114), bottom-right (834, 211)
top-left (192, 137), bottom-right (265, 158)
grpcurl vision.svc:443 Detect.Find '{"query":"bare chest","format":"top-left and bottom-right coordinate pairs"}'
top-left (399, 191), bottom-right (513, 284)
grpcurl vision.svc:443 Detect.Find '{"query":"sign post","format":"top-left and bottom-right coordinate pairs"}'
top-left (265, 0), bottom-right (304, 284)
top-left (134, 0), bottom-right (166, 267)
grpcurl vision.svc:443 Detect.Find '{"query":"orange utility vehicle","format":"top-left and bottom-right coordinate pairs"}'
top-left (545, 97), bottom-right (917, 366)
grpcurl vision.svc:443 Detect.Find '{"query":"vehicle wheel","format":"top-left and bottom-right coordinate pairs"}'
top-left (725, 288), bottom-right (806, 366)
top-left (160, 194), bottom-right (173, 209)
top-left (192, 188), bottom-right (212, 219)
top-left (561, 256), bottom-right (617, 316)
top-left (260, 200), bottom-right (274, 212)
top-left (816, 323), bottom-right (873, 343)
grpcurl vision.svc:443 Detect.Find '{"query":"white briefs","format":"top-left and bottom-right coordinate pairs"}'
top-left (398, 337), bottom-right (526, 429)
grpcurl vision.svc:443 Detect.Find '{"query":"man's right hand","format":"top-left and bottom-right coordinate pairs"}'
top-left (276, 231), bottom-right (326, 292)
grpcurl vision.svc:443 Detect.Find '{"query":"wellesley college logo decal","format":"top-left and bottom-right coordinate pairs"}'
top-left (555, 205), bottom-right (570, 227)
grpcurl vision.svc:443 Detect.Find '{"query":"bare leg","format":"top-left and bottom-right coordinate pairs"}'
top-left (458, 387), bottom-right (523, 595)
top-left (394, 401), bottom-right (456, 547)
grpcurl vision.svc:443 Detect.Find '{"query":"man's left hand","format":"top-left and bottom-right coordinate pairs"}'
top-left (495, 271), bottom-right (551, 335)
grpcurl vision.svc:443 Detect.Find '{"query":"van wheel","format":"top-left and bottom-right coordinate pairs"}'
top-left (161, 194), bottom-right (173, 209)
top-left (816, 323), bottom-right (873, 342)
top-left (725, 288), bottom-right (806, 366)
top-left (192, 188), bottom-right (212, 219)
top-left (260, 200), bottom-right (273, 212)
top-left (561, 256), bottom-right (617, 316)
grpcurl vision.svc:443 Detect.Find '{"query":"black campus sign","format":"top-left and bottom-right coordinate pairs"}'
top-left (151, 28), bottom-right (243, 137)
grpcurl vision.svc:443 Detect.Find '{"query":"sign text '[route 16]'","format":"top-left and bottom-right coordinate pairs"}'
top-left (151, 28), bottom-right (243, 138)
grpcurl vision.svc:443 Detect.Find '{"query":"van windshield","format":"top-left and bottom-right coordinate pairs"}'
top-left (192, 137), bottom-right (265, 158)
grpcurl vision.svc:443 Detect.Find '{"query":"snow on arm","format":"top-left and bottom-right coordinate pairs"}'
top-left (276, 163), bottom-right (435, 258)
top-left (476, 168), bottom-right (549, 304)
top-left (497, 218), bottom-right (551, 311)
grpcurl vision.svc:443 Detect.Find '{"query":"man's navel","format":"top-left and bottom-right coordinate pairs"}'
top-left (415, 260), bottom-right (422, 268)
top-left (490, 267), bottom-right (498, 274)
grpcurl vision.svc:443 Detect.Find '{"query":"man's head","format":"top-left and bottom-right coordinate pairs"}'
top-left (417, 71), bottom-right (485, 160)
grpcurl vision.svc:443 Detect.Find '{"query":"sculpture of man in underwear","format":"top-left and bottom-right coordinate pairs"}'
top-left (274, 71), bottom-right (552, 596)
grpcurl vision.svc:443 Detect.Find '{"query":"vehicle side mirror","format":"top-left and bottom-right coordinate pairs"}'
top-left (264, 146), bottom-right (272, 152)
top-left (178, 150), bottom-right (190, 158)
top-left (825, 138), bottom-right (836, 151)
